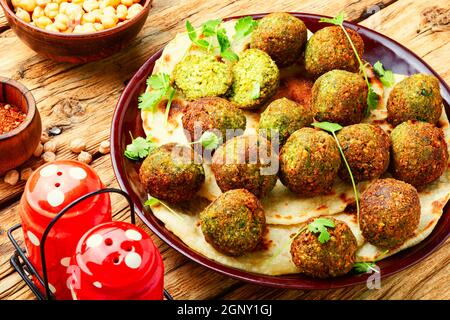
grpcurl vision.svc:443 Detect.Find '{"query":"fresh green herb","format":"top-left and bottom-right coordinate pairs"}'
top-left (202, 19), bottom-right (222, 37)
top-left (139, 73), bottom-right (176, 125)
top-left (319, 12), bottom-right (379, 113)
top-left (186, 20), bottom-right (210, 49)
top-left (144, 196), bottom-right (160, 207)
top-left (190, 131), bottom-right (221, 150)
top-left (421, 88), bottom-right (433, 96)
top-left (373, 61), bottom-right (395, 87)
top-left (234, 16), bottom-right (258, 41)
top-left (217, 27), bottom-right (239, 62)
top-left (312, 121), bottom-right (360, 222)
top-left (307, 218), bottom-right (335, 244)
top-left (353, 250), bottom-right (389, 273)
top-left (124, 132), bottom-right (157, 161)
top-left (251, 82), bottom-right (261, 100)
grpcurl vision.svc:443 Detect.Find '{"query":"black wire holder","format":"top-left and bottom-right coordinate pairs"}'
top-left (8, 187), bottom-right (173, 300)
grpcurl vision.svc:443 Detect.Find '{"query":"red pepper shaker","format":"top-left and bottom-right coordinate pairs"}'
top-left (68, 221), bottom-right (164, 300)
top-left (19, 160), bottom-right (112, 300)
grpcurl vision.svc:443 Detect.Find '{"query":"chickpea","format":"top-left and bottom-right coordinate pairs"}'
top-left (36, 0), bottom-right (50, 6)
top-left (126, 3), bottom-right (142, 19)
top-left (18, 0), bottom-right (37, 12)
top-left (73, 24), bottom-right (85, 33)
top-left (59, 2), bottom-right (68, 13)
top-left (32, 6), bottom-right (44, 20)
top-left (20, 168), bottom-right (33, 181)
top-left (52, 0), bottom-right (64, 4)
top-left (70, 139), bottom-right (86, 154)
top-left (54, 13), bottom-right (69, 31)
top-left (45, 23), bottom-right (59, 32)
top-left (120, 0), bottom-right (133, 6)
top-left (116, 4), bottom-right (127, 20)
top-left (93, 22), bottom-right (104, 31)
top-left (35, 15), bottom-right (52, 28)
top-left (99, 140), bottom-right (110, 154)
top-left (100, 0), bottom-right (120, 9)
top-left (16, 8), bottom-right (31, 22)
top-left (33, 143), bottom-right (44, 157)
top-left (4, 170), bottom-right (20, 186)
top-left (82, 0), bottom-right (99, 12)
top-left (133, 0), bottom-right (141, 3)
top-left (100, 13), bottom-right (118, 29)
top-left (83, 22), bottom-right (96, 33)
top-left (78, 151), bottom-right (92, 164)
top-left (42, 151), bottom-right (56, 162)
top-left (40, 131), bottom-right (50, 143)
top-left (91, 9), bottom-right (102, 22)
top-left (44, 2), bottom-right (59, 19)
top-left (65, 3), bottom-right (83, 22)
top-left (72, 0), bottom-right (84, 4)
top-left (102, 6), bottom-right (115, 16)
top-left (43, 140), bottom-right (57, 153)
top-left (12, 0), bottom-right (21, 8)
top-left (82, 12), bottom-right (96, 24)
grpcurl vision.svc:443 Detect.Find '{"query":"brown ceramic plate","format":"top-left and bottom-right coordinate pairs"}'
top-left (111, 13), bottom-right (450, 289)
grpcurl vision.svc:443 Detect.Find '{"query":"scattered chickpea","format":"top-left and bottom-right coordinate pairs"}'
top-left (16, 8), bottom-right (31, 22)
top-left (4, 170), bottom-right (19, 186)
top-left (78, 151), bottom-right (92, 164)
top-left (33, 143), bottom-right (44, 157)
top-left (99, 140), bottom-right (110, 154)
top-left (43, 140), bottom-right (57, 153)
top-left (40, 131), bottom-right (50, 144)
top-left (42, 151), bottom-right (56, 162)
top-left (126, 3), bottom-right (142, 19)
top-left (20, 168), bottom-right (33, 181)
top-left (70, 138), bottom-right (87, 153)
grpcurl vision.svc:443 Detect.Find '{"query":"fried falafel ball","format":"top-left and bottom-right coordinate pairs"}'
top-left (173, 53), bottom-right (233, 100)
top-left (211, 135), bottom-right (278, 198)
top-left (336, 124), bottom-right (390, 182)
top-left (304, 26), bottom-right (364, 78)
top-left (312, 70), bottom-right (368, 126)
top-left (387, 74), bottom-right (443, 126)
top-left (228, 49), bottom-right (280, 109)
top-left (360, 178), bottom-right (421, 249)
top-left (139, 143), bottom-right (205, 203)
top-left (182, 97), bottom-right (246, 142)
top-left (290, 217), bottom-right (357, 278)
top-left (200, 189), bottom-right (266, 256)
top-left (258, 97), bottom-right (313, 146)
top-left (390, 121), bottom-right (448, 188)
top-left (279, 128), bottom-right (341, 196)
top-left (250, 12), bottom-right (307, 67)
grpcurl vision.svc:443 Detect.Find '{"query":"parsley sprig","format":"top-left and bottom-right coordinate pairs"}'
top-left (308, 218), bottom-right (336, 244)
top-left (124, 132), bottom-right (157, 161)
top-left (191, 131), bottom-right (220, 150)
top-left (353, 250), bottom-right (389, 273)
top-left (139, 73), bottom-right (176, 124)
top-left (312, 122), bottom-right (360, 222)
top-left (373, 61), bottom-right (395, 87)
top-left (233, 16), bottom-right (258, 41)
top-left (319, 12), bottom-right (379, 114)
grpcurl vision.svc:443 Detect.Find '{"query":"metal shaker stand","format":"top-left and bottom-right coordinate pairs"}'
top-left (8, 188), bottom-right (173, 300)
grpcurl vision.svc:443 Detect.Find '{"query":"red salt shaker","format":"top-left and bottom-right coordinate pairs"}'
top-left (19, 160), bottom-right (112, 300)
top-left (68, 221), bottom-right (164, 300)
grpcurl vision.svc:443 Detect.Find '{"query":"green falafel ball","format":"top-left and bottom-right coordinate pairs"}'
top-left (312, 70), bottom-right (368, 126)
top-left (390, 121), bottom-right (448, 189)
top-left (250, 12), bottom-right (307, 67)
top-left (336, 124), bottom-right (390, 182)
top-left (182, 97), bottom-right (246, 142)
top-left (290, 217), bottom-right (357, 278)
top-left (258, 97), bottom-right (313, 146)
top-left (211, 135), bottom-right (278, 198)
top-left (200, 189), bottom-right (266, 256)
top-left (360, 178), bottom-right (420, 249)
top-left (228, 49), bottom-right (280, 109)
top-left (280, 128), bottom-right (341, 196)
top-left (139, 143), bottom-right (205, 203)
top-left (173, 53), bottom-right (233, 101)
top-left (387, 74), bottom-right (443, 126)
top-left (305, 26), bottom-right (364, 78)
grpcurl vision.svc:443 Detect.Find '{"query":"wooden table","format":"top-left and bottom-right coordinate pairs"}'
top-left (0, 0), bottom-right (449, 300)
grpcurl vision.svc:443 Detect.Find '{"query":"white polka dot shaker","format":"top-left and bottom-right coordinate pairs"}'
top-left (68, 221), bottom-right (164, 300)
top-left (19, 160), bottom-right (112, 300)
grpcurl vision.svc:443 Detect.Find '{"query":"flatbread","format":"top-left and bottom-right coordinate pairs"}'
top-left (140, 19), bottom-right (450, 274)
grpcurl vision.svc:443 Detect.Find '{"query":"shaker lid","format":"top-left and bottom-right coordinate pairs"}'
top-left (24, 160), bottom-right (105, 217)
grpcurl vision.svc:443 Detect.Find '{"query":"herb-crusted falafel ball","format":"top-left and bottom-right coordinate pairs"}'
top-left (290, 217), bottom-right (357, 278)
top-left (304, 26), bottom-right (364, 78)
top-left (139, 143), bottom-right (205, 203)
top-left (360, 178), bottom-right (421, 249)
top-left (312, 70), bottom-right (368, 126)
top-left (258, 97), bottom-right (313, 146)
top-left (173, 53), bottom-right (233, 100)
top-left (228, 49), bottom-right (280, 109)
top-left (336, 124), bottom-right (390, 182)
top-left (250, 12), bottom-right (307, 67)
top-left (387, 74), bottom-right (443, 126)
top-left (390, 121), bottom-right (448, 188)
top-left (200, 189), bottom-right (266, 256)
top-left (211, 135), bottom-right (278, 198)
top-left (182, 97), bottom-right (246, 142)
top-left (279, 128), bottom-right (341, 196)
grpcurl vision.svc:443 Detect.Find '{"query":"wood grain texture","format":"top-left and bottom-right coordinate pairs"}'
top-left (0, 0), bottom-right (449, 300)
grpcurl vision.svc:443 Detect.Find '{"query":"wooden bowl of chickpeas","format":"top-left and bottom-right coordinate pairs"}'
top-left (0, 0), bottom-right (152, 63)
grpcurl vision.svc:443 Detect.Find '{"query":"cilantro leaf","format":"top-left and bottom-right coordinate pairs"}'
top-left (186, 20), bottom-right (210, 49)
top-left (124, 135), bottom-right (157, 161)
top-left (138, 91), bottom-right (164, 112)
top-left (251, 82), bottom-right (260, 100)
top-left (373, 61), bottom-right (395, 87)
top-left (217, 28), bottom-right (239, 62)
top-left (421, 88), bottom-right (433, 97)
top-left (234, 16), bottom-right (258, 41)
top-left (319, 12), bottom-right (345, 25)
top-left (146, 73), bottom-right (170, 90)
top-left (199, 131), bottom-right (220, 150)
top-left (312, 121), bottom-right (343, 133)
top-left (367, 87), bottom-right (380, 112)
top-left (308, 218), bottom-right (335, 244)
top-left (145, 196), bottom-right (160, 207)
top-left (202, 19), bottom-right (222, 37)
top-left (353, 262), bottom-right (378, 273)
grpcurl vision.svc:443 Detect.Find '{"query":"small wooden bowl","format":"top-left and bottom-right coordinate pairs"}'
top-left (0, 77), bottom-right (42, 176)
top-left (0, 0), bottom-right (152, 63)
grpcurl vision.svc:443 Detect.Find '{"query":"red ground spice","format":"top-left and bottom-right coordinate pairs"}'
top-left (0, 103), bottom-right (26, 135)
